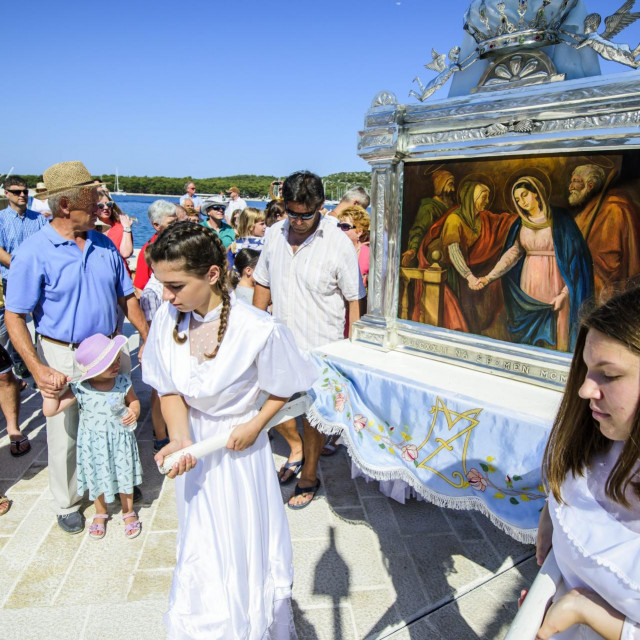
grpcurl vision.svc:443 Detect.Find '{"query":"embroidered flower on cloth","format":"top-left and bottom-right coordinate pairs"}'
top-left (467, 468), bottom-right (488, 491)
top-left (401, 444), bottom-right (419, 462)
top-left (334, 392), bottom-right (346, 412)
top-left (353, 414), bottom-right (367, 432)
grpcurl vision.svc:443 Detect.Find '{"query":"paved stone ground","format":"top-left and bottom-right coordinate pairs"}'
top-left (0, 339), bottom-right (540, 640)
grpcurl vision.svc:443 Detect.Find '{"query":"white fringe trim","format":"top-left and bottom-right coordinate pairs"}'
top-left (307, 403), bottom-right (537, 545)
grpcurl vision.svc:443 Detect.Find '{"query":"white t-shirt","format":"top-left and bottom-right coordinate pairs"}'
top-left (225, 198), bottom-right (247, 223)
top-left (29, 197), bottom-right (51, 215)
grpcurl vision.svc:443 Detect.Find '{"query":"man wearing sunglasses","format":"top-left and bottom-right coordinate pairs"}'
top-left (253, 171), bottom-right (366, 509)
top-left (0, 176), bottom-right (48, 382)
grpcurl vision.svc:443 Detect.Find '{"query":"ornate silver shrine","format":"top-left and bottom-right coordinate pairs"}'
top-left (354, 0), bottom-right (640, 390)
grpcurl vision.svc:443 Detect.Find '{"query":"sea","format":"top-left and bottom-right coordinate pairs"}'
top-left (111, 195), bottom-right (268, 250)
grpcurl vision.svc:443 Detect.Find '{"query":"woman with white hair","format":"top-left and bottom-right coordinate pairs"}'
top-left (133, 200), bottom-right (178, 294)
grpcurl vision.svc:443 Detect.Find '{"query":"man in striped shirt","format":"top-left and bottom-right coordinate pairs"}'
top-left (253, 171), bottom-right (366, 509)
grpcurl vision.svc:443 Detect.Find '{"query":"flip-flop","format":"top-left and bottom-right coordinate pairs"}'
top-left (0, 496), bottom-right (11, 516)
top-left (9, 436), bottom-right (31, 458)
top-left (287, 479), bottom-right (321, 510)
top-left (278, 458), bottom-right (304, 484)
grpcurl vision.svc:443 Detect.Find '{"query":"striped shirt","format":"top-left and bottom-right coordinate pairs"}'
top-left (253, 217), bottom-right (365, 351)
top-left (140, 274), bottom-right (164, 322)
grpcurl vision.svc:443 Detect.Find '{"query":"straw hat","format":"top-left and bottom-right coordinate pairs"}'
top-left (35, 161), bottom-right (96, 200)
top-left (75, 333), bottom-right (128, 382)
top-left (35, 182), bottom-right (47, 192)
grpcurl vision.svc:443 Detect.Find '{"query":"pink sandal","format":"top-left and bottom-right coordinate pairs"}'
top-left (88, 513), bottom-right (109, 539)
top-left (122, 511), bottom-right (141, 539)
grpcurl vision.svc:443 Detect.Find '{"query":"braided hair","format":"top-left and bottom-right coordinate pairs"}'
top-left (148, 221), bottom-right (231, 359)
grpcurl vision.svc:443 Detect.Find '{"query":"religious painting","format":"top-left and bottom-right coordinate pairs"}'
top-left (399, 151), bottom-right (640, 353)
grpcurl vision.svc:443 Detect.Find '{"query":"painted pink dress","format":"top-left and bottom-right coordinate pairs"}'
top-left (490, 215), bottom-right (569, 349)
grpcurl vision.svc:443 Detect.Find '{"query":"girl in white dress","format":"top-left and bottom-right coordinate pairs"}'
top-left (142, 222), bottom-right (317, 640)
top-left (534, 287), bottom-right (640, 639)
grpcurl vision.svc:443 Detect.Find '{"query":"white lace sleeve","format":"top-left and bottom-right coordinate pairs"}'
top-left (622, 617), bottom-right (640, 640)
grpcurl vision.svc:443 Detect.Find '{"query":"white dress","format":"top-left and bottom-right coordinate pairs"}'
top-left (143, 294), bottom-right (318, 640)
top-left (548, 442), bottom-right (640, 639)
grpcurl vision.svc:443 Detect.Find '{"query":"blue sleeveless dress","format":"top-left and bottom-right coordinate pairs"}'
top-left (72, 374), bottom-right (143, 502)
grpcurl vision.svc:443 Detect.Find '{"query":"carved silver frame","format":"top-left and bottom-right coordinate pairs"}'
top-left (354, 71), bottom-right (640, 389)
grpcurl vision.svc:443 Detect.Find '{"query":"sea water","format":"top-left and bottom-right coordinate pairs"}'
top-left (111, 195), bottom-right (268, 249)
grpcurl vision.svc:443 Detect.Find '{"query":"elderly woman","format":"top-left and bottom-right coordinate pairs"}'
top-left (133, 199), bottom-right (178, 293)
top-left (337, 204), bottom-right (370, 288)
top-left (533, 287), bottom-right (640, 639)
top-left (414, 179), bottom-right (516, 334)
top-left (477, 174), bottom-right (593, 351)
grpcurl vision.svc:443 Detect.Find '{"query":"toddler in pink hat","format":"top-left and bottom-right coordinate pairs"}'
top-left (42, 333), bottom-right (143, 540)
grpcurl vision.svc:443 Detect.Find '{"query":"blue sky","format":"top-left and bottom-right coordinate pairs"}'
top-left (4, 0), bottom-right (640, 179)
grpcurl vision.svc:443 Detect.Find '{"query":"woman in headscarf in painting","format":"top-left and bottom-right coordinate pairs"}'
top-left (475, 173), bottom-right (593, 352)
top-left (414, 177), bottom-right (516, 336)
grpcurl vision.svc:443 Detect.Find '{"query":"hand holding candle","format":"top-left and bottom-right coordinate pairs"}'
top-left (157, 394), bottom-right (312, 475)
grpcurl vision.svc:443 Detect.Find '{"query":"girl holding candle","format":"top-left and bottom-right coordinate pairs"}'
top-left (143, 222), bottom-right (316, 640)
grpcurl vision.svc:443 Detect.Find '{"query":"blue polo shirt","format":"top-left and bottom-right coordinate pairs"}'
top-left (0, 206), bottom-right (48, 280)
top-left (5, 225), bottom-right (134, 343)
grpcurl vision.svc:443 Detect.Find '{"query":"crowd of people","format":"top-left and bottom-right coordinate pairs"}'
top-left (0, 162), bottom-right (638, 639)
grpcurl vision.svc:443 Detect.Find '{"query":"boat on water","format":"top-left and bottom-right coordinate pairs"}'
top-left (113, 168), bottom-right (127, 196)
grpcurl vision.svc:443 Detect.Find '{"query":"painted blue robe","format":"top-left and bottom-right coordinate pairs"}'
top-left (501, 208), bottom-right (593, 351)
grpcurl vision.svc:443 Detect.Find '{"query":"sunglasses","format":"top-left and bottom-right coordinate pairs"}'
top-left (208, 206), bottom-right (225, 213)
top-left (337, 222), bottom-right (356, 231)
top-left (284, 206), bottom-right (317, 220)
top-left (6, 189), bottom-right (29, 196)
top-left (97, 202), bottom-right (115, 210)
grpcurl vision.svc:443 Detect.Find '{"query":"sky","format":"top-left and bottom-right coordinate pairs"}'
top-left (3, 0), bottom-right (640, 179)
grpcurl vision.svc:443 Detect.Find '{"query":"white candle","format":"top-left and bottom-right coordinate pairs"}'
top-left (157, 394), bottom-right (312, 475)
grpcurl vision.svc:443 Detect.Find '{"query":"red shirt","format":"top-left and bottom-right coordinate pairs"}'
top-left (106, 221), bottom-right (133, 277)
top-left (133, 234), bottom-right (157, 290)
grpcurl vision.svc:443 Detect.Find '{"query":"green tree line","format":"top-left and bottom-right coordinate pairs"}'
top-left (15, 171), bottom-right (372, 199)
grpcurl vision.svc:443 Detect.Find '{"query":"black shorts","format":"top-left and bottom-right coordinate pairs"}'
top-left (0, 343), bottom-right (12, 374)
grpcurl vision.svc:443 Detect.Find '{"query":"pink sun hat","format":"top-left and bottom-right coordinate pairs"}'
top-left (75, 333), bottom-right (128, 382)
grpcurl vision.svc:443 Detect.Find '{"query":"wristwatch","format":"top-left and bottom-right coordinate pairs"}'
top-left (123, 226), bottom-right (132, 233)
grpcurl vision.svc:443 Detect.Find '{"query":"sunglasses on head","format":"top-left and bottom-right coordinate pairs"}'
top-left (97, 202), bottom-right (115, 210)
top-left (6, 188), bottom-right (29, 196)
top-left (337, 222), bottom-right (356, 231)
top-left (284, 206), bottom-right (317, 220)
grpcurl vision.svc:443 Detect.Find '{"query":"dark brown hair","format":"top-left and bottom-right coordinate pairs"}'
top-left (265, 199), bottom-right (285, 227)
top-left (543, 287), bottom-right (640, 506)
top-left (149, 221), bottom-right (230, 359)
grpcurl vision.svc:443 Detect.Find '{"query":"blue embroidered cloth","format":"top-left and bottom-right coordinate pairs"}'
top-left (307, 353), bottom-right (551, 543)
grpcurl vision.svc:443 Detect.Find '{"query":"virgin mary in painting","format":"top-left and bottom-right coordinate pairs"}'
top-left (475, 174), bottom-right (593, 351)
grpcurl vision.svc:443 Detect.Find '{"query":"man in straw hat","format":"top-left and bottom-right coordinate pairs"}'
top-left (4, 161), bottom-right (149, 535)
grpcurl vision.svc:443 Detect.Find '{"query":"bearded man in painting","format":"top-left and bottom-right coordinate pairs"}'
top-left (568, 164), bottom-right (640, 301)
